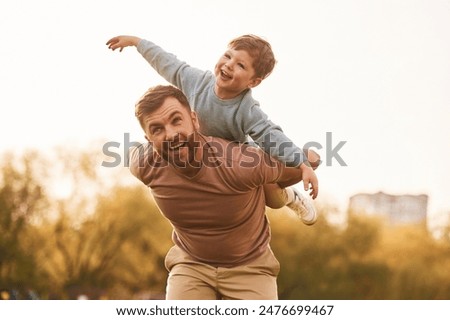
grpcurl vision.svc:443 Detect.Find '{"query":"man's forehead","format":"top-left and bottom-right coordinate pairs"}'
top-left (144, 102), bottom-right (186, 124)
top-left (162, 96), bottom-right (184, 108)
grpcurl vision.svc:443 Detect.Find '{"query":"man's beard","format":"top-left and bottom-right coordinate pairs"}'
top-left (160, 131), bottom-right (201, 169)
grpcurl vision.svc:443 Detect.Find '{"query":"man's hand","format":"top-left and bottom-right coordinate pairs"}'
top-left (106, 35), bottom-right (141, 52)
top-left (299, 162), bottom-right (319, 199)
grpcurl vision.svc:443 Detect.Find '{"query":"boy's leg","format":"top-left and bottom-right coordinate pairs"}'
top-left (263, 183), bottom-right (293, 209)
top-left (165, 246), bottom-right (220, 300)
top-left (286, 188), bottom-right (318, 225)
top-left (263, 148), bottom-right (320, 225)
top-left (264, 184), bottom-right (317, 225)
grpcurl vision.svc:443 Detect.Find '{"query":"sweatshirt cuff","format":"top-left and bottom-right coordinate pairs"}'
top-left (136, 38), bottom-right (149, 54)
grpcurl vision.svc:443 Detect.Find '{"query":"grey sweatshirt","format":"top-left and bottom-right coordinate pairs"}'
top-left (137, 39), bottom-right (305, 166)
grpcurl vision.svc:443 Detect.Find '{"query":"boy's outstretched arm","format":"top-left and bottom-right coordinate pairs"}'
top-left (106, 35), bottom-right (141, 52)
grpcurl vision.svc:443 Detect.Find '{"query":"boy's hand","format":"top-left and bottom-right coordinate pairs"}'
top-left (299, 163), bottom-right (319, 199)
top-left (106, 35), bottom-right (141, 52)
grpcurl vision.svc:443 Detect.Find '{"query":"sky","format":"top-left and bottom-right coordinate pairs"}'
top-left (1, 0), bottom-right (449, 218)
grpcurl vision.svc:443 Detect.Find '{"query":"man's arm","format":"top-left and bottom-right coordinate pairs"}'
top-left (276, 148), bottom-right (320, 199)
top-left (239, 101), bottom-right (320, 198)
top-left (239, 144), bottom-right (319, 199)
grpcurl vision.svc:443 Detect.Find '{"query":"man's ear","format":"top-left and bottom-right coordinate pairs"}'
top-left (191, 111), bottom-right (200, 131)
top-left (248, 77), bottom-right (262, 89)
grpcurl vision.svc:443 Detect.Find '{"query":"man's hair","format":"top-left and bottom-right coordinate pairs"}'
top-left (135, 85), bottom-right (191, 130)
top-left (228, 34), bottom-right (276, 80)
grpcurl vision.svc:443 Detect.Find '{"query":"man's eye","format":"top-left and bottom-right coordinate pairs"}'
top-left (152, 127), bottom-right (162, 134)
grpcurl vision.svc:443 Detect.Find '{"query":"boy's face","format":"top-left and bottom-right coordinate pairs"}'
top-left (214, 48), bottom-right (262, 99)
top-left (143, 97), bottom-right (200, 170)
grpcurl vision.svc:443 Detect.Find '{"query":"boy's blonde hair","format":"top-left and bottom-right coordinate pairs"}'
top-left (228, 34), bottom-right (276, 80)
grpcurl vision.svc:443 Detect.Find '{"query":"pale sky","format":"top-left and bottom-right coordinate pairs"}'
top-left (1, 0), bottom-right (449, 216)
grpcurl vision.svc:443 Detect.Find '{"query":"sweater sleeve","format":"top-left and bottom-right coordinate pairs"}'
top-left (237, 144), bottom-right (285, 189)
top-left (241, 99), bottom-right (306, 167)
top-left (136, 39), bottom-right (207, 98)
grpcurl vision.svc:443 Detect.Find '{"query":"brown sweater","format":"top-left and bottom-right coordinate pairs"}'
top-left (129, 134), bottom-right (283, 267)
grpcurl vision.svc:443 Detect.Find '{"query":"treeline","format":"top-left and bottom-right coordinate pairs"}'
top-left (271, 210), bottom-right (450, 299)
top-left (0, 149), bottom-right (449, 299)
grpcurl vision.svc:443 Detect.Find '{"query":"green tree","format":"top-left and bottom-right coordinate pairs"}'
top-left (271, 208), bottom-right (391, 299)
top-left (32, 146), bottom-right (173, 298)
top-left (379, 225), bottom-right (450, 299)
top-left (269, 207), bottom-right (347, 299)
top-left (39, 185), bottom-right (173, 299)
top-left (0, 151), bottom-right (48, 294)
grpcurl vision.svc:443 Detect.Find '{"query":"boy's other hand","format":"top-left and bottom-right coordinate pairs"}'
top-left (299, 163), bottom-right (319, 199)
top-left (106, 35), bottom-right (141, 52)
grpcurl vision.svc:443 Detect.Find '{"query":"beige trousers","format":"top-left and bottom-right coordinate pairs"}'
top-left (164, 245), bottom-right (280, 300)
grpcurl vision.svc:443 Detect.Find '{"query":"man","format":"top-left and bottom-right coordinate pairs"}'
top-left (129, 85), bottom-right (318, 299)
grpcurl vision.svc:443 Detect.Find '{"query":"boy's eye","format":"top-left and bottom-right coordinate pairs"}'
top-left (238, 63), bottom-right (245, 69)
top-left (224, 53), bottom-right (231, 59)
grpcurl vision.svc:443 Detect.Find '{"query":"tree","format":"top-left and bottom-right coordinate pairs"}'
top-left (32, 147), bottom-right (173, 298)
top-left (0, 151), bottom-right (48, 293)
top-left (270, 207), bottom-right (391, 299)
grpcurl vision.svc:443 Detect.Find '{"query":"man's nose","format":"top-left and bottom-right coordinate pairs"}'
top-left (165, 126), bottom-right (178, 140)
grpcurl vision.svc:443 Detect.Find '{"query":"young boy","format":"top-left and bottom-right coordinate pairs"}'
top-left (106, 34), bottom-right (320, 225)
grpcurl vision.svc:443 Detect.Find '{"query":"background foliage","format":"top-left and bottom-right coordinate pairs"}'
top-left (0, 148), bottom-right (449, 299)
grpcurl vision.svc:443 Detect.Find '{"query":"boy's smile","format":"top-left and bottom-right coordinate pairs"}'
top-left (214, 48), bottom-right (262, 99)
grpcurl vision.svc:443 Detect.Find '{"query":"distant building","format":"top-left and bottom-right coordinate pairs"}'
top-left (348, 191), bottom-right (428, 225)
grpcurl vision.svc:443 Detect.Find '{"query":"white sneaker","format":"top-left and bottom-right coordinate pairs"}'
top-left (287, 188), bottom-right (317, 226)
